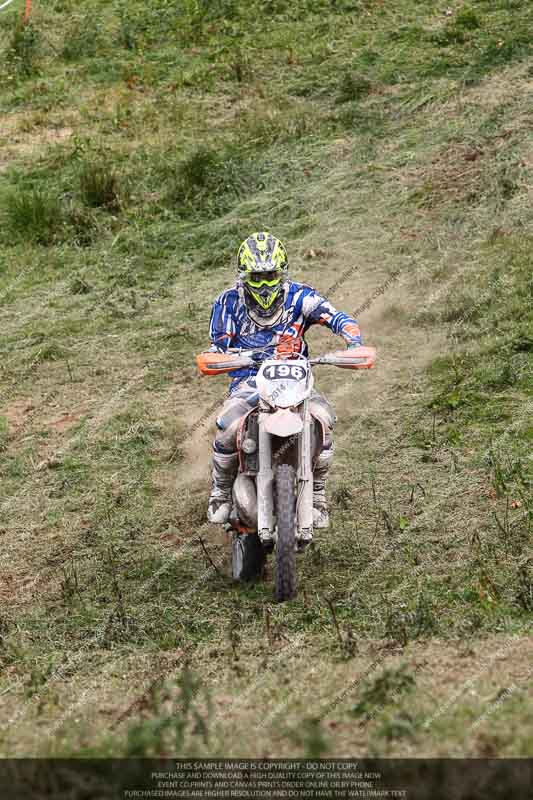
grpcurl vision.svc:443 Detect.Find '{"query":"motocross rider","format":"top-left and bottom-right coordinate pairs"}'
top-left (207, 232), bottom-right (363, 528)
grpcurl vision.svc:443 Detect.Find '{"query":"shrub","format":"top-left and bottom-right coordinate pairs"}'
top-left (5, 19), bottom-right (40, 77)
top-left (4, 189), bottom-right (64, 245)
top-left (167, 144), bottom-right (251, 216)
top-left (478, 33), bottom-right (532, 70)
top-left (61, 15), bottom-right (103, 61)
top-left (349, 665), bottom-right (416, 721)
top-left (0, 416), bottom-right (8, 452)
top-left (124, 666), bottom-right (212, 757)
top-left (337, 71), bottom-right (372, 104)
top-left (455, 6), bottom-right (482, 31)
top-left (431, 7), bottom-right (481, 47)
top-left (79, 164), bottom-right (121, 211)
top-left (177, 146), bottom-right (222, 194)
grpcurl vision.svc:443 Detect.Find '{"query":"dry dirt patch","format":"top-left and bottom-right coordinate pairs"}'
top-left (45, 411), bottom-right (84, 433)
top-left (467, 66), bottom-right (533, 112)
top-left (3, 398), bottom-right (35, 430)
top-left (0, 119), bottom-right (73, 171)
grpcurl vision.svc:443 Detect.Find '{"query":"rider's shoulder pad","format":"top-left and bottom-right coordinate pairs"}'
top-left (214, 284), bottom-right (239, 303)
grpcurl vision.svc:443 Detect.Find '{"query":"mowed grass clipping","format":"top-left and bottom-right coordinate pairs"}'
top-left (0, 0), bottom-right (532, 758)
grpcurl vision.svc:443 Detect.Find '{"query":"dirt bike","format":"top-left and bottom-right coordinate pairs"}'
top-left (196, 344), bottom-right (376, 601)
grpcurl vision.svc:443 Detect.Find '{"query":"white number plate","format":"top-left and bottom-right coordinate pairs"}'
top-left (263, 364), bottom-right (307, 381)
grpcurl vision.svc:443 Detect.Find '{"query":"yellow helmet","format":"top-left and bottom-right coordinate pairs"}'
top-left (237, 232), bottom-right (288, 317)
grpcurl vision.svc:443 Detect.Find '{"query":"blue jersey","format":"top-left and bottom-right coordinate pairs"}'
top-left (209, 281), bottom-right (362, 392)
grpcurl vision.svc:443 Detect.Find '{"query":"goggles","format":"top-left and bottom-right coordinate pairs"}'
top-left (242, 270), bottom-right (282, 288)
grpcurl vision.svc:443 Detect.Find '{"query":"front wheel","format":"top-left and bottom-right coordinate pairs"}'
top-left (275, 464), bottom-right (297, 602)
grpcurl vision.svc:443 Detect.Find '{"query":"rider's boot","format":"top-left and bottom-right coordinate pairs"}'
top-left (207, 449), bottom-right (239, 524)
top-left (312, 444), bottom-right (334, 529)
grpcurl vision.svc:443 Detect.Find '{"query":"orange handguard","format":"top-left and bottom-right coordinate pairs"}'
top-left (196, 351), bottom-right (253, 376)
top-left (313, 346), bottom-right (376, 369)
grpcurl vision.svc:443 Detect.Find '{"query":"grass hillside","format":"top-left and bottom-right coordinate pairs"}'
top-left (0, 0), bottom-right (532, 758)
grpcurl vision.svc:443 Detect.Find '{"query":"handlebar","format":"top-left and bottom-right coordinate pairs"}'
top-left (226, 347), bottom-right (307, 362)
top-left (196, 346), bottom-right (376, 375)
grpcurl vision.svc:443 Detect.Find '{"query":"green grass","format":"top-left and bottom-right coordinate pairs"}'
top-left (0, 0), bottom-right (532, 760)
top-left (3, 188), bottom-right (65, 245)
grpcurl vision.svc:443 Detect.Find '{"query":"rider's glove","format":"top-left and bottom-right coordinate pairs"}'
top-left (250, 351), bottom-right (266, 363)
top-left (346, 342), bottom-right (361, 349)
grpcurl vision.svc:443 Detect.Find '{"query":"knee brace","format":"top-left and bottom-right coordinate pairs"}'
top-left (214, 390), bottom-right (257, 453)
top-left (313, 442), bottom-right (334, 493)
top-left (211, 448), bottom-right (239, 490)
top-left (309, 394), bottom-right (336, 449)
top-left (314, 441), bottom-right (334, 473)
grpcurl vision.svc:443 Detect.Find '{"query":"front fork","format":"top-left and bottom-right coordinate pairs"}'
top-left (256, 400), bottom-right (314, 544)
top-left (297, 399), bottom-right (314, 538)
top-left (257, 403), bottom-right (274, 543)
